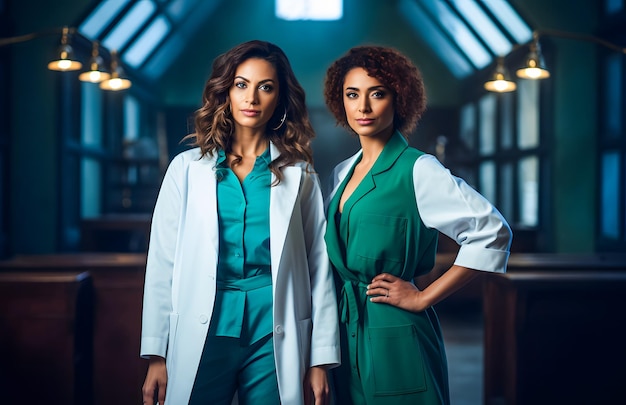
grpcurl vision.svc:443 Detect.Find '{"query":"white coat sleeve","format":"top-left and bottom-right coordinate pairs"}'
top-left (300, 169), bottom-right (341, 368)
top-left (140, 155), bottom-right (183, 358)
top-left (412, 154), bottom-right (512, 273)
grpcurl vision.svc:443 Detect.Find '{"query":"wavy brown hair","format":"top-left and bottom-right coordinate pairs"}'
top-left (187, 40), bottom-right (315, 183)
top-left (324, 45), bottom-right (426, 138)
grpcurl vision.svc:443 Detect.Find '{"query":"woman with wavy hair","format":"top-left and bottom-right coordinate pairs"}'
top-left (323, 45), bottom-right (512, 404)
top-left (141, 40), bottom-right (340, 405)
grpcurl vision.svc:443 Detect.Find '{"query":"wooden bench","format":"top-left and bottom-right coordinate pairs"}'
top-left (0, 253), bottom-right (147, 405)
top-left (0, 271), bottom-right (92, 405)
top-left (483, 254), bottom-right (626, 404)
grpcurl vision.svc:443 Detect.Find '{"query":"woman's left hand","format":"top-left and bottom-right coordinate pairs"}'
top-left (367, 273), bottom-right (428, 312)
top-left (304, 365), bottom-right (330, 405)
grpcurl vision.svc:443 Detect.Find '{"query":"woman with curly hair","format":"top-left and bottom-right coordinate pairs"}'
top-left (141, 40), bottom-right (340, 405)
top-left (323, 45), bottom-right (512, 404)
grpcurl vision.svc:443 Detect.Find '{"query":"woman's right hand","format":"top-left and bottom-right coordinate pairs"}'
top-left (142, 356), bottom-right (167, 405)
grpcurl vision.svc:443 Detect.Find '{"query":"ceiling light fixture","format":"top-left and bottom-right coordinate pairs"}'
top-left (0, 26), bottom-right (132, 90)
top-left (99, 50), bottom-right (132, 91)
top-left (47, 26), bottom-right (83, 72)
top-left (484, 29), bottom-right (626, 93)
top-left (78, 41), bottom-right (111, 83)
top-left (516, 31), bottom-right (550, 80)
top-left (484, 57), bottom-right (517, 93)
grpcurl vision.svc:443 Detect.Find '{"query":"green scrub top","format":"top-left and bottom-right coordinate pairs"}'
top-left (210, 147), bottom-right (273, 345)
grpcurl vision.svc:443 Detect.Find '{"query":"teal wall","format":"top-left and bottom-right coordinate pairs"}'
top-left (512, 0), bottom-right (599, 252)
top-left (9, 0), bottom-right (91, 253)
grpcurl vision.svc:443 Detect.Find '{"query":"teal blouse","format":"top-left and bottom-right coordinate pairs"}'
top-left (209, 147), bottom-right (273, 345)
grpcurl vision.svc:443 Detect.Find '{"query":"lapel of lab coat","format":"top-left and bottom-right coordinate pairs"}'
top-left (268, 142), bottom-right (302, 286)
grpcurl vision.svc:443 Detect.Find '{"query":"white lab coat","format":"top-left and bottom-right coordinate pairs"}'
top-left (140, 144), bottom-right (340, 405)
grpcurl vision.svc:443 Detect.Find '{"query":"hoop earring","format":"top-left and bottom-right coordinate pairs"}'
top-left (271, 109), bottom-right (287, 131)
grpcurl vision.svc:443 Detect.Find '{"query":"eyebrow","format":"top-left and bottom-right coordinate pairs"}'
top-left (234, 76), bottom-right (276, 84)
top-left (344, 85), bottom-right (387, 91)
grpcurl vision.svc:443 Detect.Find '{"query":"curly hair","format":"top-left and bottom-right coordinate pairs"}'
top-left (187, 40), bottom-right (315, 184)
top-left (323, 45), bottom-right (426, 137)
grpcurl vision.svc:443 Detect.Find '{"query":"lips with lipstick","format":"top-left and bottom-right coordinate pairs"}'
top-left (356, 118), bottom-right (375, 125)
top-left (241, 109), bottom-right (261, 117)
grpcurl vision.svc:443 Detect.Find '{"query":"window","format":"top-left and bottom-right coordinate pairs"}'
top-left (457, 76), bottom-right (544, 247)
top-left (57, 78), bottom-right (164, 252)
top-left (123, 16), bottom-right (170, 68)
top-left (102, 1), bottom-right (156, 52)
top-left (398, 0), bottom-right (531, 79)
top-left (57, 0), bottom-right (176, 252)
top-left (276, 0), bottom-right (342, 20)
top-left (517, 80), bottom-right (540, 149)
top-left (598, 47), bottom-right (626, 251)
top-left (108, 95), bottom-right (162, 214)
top-left (80, 82), bottom-right (105, 218)
top-left (518, 156), bottom-right (539, 227)
top-left (79, 0), bottom-right (217, 79)
top-left (479, 94), bottom-right (497, 155)
top-left (600, 152), bottom-right (620, 239)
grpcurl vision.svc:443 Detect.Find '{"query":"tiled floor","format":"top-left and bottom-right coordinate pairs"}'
top-left (437, 303), bottom-right (484, 405)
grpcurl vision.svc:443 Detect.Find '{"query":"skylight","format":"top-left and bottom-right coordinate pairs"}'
top-left (399, 0), bottom-right (473, 78)
top-left (481, 0), bottom-right (533, 44)
top-left (420, 0), bottom-right (492, 69)
top-left (276, 0), bottom-right (343, 21)
top-left (449, 0), bottom-right (513, 57)
top-left (399, 0), bottom-right (532, 79)
top-left (102, 1), bottom-right (156, 52)
top-left (79, 0), bottom-right (217, 79)
top-left (123, 16), bottom-right (170, 69)
top-left (79, 0), bottom-right (130, 39)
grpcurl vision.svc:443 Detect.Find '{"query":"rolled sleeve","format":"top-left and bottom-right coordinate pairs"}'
top-left (413, 154), bottom-right (512, 273)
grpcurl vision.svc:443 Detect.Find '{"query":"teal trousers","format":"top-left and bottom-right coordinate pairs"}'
top-left (189, 333), bottom-right (279, 405)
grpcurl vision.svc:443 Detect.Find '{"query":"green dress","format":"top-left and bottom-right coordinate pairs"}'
top-left (325, 132), bottom-right (450, 404)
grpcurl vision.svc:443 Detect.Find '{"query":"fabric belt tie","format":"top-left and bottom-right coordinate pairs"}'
top-left (213, 273), bottom-right (272, 339)
top-left (339, 280), bottom-right (369, 325)
top-left (217, 272), bottom-right (272, 292)
top-left (338, 276), bottom-right (416, 324)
